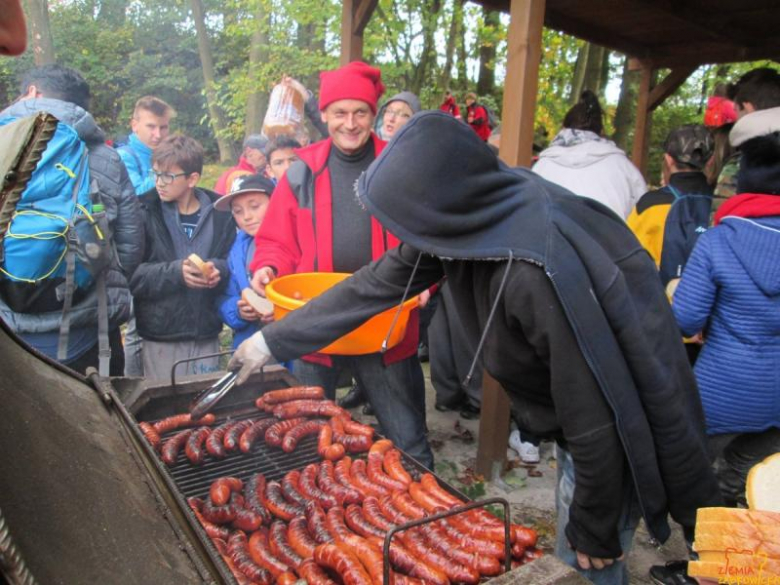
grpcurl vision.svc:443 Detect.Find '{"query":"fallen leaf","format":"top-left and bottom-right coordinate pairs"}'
top-left (527, 469), bottom-right (543, 478)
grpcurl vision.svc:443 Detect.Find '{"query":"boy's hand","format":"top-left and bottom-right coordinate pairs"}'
top-left (182, 258), bottom-right (221, 289)
top-left (237, 299), bottom-right (260, 321)
top-left (251, 266), bottom-right (276, 297)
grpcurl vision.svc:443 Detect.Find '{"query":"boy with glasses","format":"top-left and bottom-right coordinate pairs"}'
top-left (129, 134), bottom-right (236, 379)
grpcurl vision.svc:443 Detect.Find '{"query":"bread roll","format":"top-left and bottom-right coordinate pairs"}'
top-left (187, 253), bottom-right (216, 279)
top-left (241, 288), bottom-right (274, 316)
top-left (747, 453), bottom-right (780, 512)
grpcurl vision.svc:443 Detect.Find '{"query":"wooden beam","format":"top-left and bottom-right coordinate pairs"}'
top-left (648, 66), bottom-right (696, 111)
top-left (340, 0), bottom-right (363, 65)
top-left (498, 0), bottom-right (545, 167)
top-left (352, 0), bottom-right (378, 35)
top-left (544, 8), bottom-right (649, 61)
top-left (475, 372), bottom-right (511, 479)
top-left (631, 61), bottom-right (654, 177)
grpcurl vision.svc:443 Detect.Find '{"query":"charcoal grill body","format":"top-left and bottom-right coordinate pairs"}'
top-left (0, 324), bottom-right (211, 584)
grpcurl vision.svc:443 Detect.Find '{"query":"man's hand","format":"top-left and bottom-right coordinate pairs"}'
top-left (282, 76), bottom-right (309, 102)
top-left (182, 258), bottom-right (220, 289)
top-left (251, 266), bottom-right (276, 297)
top-left (575, 550), bottom-right (624, 571)
top-left (237, 299), bottom-right (260, 321)
top-left (228, 332), bottom-right (274, 385)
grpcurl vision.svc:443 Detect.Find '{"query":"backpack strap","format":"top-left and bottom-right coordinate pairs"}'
top-left (95, 271), bottom-right (110, 376)
top-left (57, 151), bottom-right (89, 365)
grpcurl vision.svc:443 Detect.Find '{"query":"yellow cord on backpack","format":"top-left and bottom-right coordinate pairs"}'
top-left (0, 210), bottom-right (69, 283)
top-left (76, 204), bottom-right (104, 240)
top-left (54, 163), bottom-right (76, 179)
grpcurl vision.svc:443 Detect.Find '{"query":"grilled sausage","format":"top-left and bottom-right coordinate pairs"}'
top-left (365, 536), bottom-right (449, 585)
top-left (298, 463), bottom-right (338, 509)
top-left (206, 420), bottom-right (237, 458)
top-left (400, 528), bottom-right (479, 584)
top-left (324, 507), bottom-right (352, 541)
top-left (281, 470), bottom-right (310, 507)
top-left (234, 504), bottom-right (265, 532)
top-left (239, 418), bottom-right (277, 453)
top-left (383, 449), bottom-right (413, 487)
top-left (298, 558), bottom-right (338, 585)
top-left (153, 413), bottom-right (216, 434)
top-left (419, 473), bottom-right (463, 508)
top-left (160, 429), bottom-right (194, 466)
top-left (260, 386), bottom-right (325, 405)
top-left (139, 422), bottom-right (161, 450)
top-left (330, 417), bottom-right (372, 453)
top-left (248, 530), bottom-right (291, 578)
top-left (350, 459), bottom-right (389, 497)
top-left (361, 497), bottom-right (395, 532)
top-left (390, 492), bottom-right (426, 520)
top-left (342, 419), bottom-right (374, 439)
top-left (367, 441), bottom-right (407, 492)
top-left (265, 418), bottom-right (307, 448)
top-left (272, 400), bottom-right (347, 420)
top-left (419, 523), bottom-right (501, 576)
top-left (344, 504), bottom-right (385, 538)
top-left (244, 472), bottom-right (271, 523)
top-left (224, 419), bottom-right (254, 452)
top-left (202, 498), bottom-right (237, 525)
top-left (287, 516), bottom-right (318, 559)
top-left (269, 521), bottom-right (304, 569)
top-left (334, 457), bottom-right (372, 499)
top-left (377, 495), bottom-right (413, 526)
top-left (185, 426), bottom-right (212, 465)
top-left (317, 460), bottom-right (362, 505)
top-left (281, 420), bottom-right (326, 453)
top-left (264, 481), bottom-right (304, 521)
top-left (276, 571), bottom-right (298, 585)
top-left (305, 501), bottom-right (333, 544)
top-left (467, 508), bottom-right (538, 548)
top-left (229, 530), bottom-right (273, 585)
top-left (313, 543), bottom-right (372, 585)
top-left (187, 497), bottom-right (230, 541)
top-left (317, 424), bottom-right (347, 461)
top-left (440, 519), bottom-right (505, 559)
top-left (408, 482), bottom-right (448, 514)
top-left (210, 476), bottom-right (244, 506)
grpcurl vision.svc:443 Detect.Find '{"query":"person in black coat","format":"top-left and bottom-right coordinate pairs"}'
top-left (229, 112), bottom-right (721, 584)
top-left (130, 134), bottom-right (235, 380)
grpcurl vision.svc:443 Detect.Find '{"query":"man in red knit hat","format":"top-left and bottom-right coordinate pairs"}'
top-left (249, 61), bottom-right (433, 468)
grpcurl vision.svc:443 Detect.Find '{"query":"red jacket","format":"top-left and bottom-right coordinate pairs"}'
top-left (251, 135), bottom-right (419, 366)
top-left (467, 103), bottom-right (492, 141)
top-left (439, 96), bottom-right (461, 119)
top-left (214, 156), bottom-right (256, 195)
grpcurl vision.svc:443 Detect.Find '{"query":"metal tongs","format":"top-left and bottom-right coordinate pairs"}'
top-left (189, 370), bottom-right (238, 419)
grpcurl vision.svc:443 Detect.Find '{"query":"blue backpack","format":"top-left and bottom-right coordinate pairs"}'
top-left (659, 185), bottom-right (713, 286)
top-left (0, 114), bottom-right (113, 371)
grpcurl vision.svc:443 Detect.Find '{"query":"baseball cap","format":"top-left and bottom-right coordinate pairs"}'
top-left (664, 124), bottom-right (714, 169)
top-left (214, 173), bottom-right (275, 212)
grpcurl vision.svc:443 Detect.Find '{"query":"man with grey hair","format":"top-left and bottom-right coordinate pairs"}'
top-left (214, 134), bottom-right (269, 195)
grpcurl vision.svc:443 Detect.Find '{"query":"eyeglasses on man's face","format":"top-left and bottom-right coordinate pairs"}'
top-left (150, 170), bottom-right (189, 185)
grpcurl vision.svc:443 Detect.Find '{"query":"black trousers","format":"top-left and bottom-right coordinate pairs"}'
top-left (66, 327), bottom-right (125, 377)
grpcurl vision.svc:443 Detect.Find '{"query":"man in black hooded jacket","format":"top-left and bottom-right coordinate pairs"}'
top-left (229, 111), bottom-right (721, 584)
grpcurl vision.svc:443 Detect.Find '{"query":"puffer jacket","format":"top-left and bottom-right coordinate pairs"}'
top-left (217, 230), bottom-right (261, 348)
top-left (130, 187), bottom-right (235, 342)
top-left (0, 97), bottom-right (144, 333)
top-left (673, 214), bottom-right (780, 435)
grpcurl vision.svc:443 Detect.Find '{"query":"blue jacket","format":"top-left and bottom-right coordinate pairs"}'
top-left (218, 230), bottom-right (262, 348)
top-left (673, 215), bottom-right (780, 435)
top-left (118, 133), bottom-right (155, 195)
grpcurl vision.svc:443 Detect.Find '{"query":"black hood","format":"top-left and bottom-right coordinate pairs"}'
top-left (358, 110), bottom-right (612, 262)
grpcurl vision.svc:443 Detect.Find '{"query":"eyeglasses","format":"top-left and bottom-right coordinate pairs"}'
top-left (384, 109), bottom-right (411, 120)
top-left (150, 170), bottom-right (188, 185)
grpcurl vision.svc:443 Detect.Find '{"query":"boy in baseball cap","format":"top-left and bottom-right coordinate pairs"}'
top-left (217, 174), bottom-right (276, 347)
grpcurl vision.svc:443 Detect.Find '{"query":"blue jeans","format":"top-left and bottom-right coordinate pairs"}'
top-left (292, 354), bottom-right (433, 469)
top-left (555, 445), bottom-right (641, 585)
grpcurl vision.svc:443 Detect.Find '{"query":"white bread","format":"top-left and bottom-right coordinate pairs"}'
top-left (694, 534), bottom-right (780, 559)
top-left (747, 452), bottom-right (780, 512)
top-left (695, 520), bottom-right (780, 543)
top-left (697, 507), bottom-right (780, 525)
top-left (689, 558), bottom-right (780, 580)
top-left (692, 551), bottom-right (780, 575)
top-left (241, 288), bottom-right (274, 316)
top-left (187, 253), bottom-right (216, 279)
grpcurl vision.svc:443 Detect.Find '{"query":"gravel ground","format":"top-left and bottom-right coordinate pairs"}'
top-left (340, 362), bottom-right (690, 584)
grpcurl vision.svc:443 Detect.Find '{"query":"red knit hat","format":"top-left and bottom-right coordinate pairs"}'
top-left (319, 61), bottom-right (385, 115)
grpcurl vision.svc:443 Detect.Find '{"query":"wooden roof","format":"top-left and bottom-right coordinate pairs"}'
top-left (476, 0), bottom-right (780, 68)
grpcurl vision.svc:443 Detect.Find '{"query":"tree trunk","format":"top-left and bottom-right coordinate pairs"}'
top-left (190, 0), bottom-right (235, 162)
top-left (613, 56), bottom-right (639, 151)
top-left (475, 7), bottom-right (498, 96)
top-left (410, 0), bottom-right (442, 95)
top-left (245, 5), bottom-right (269, 137)
top-left (25, 0), bottom-right (56, 65)
top-left (439, 0), bottom-right (461, 93)
top-left (599, 48), bottom-right (611, 97)
top-left (455, 0), bottom-right (468, 92)
top-left (569, 43), bottom-right (589, 104)
top-left (582, 44), bottom-right (606, 96)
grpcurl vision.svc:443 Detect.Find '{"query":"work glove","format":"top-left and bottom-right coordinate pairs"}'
top-left (228, 332), bottom-right (274, 385)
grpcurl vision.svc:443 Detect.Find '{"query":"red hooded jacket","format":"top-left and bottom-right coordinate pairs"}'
top-left (250, 134), bottom-right (419, 366)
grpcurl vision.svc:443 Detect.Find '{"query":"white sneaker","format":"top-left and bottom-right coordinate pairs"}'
top-left (509, 430), bottom-right (540, 464)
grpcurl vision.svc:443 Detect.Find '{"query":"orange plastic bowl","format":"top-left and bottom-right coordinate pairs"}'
top-left (265, 272), bottom-right (418, 355)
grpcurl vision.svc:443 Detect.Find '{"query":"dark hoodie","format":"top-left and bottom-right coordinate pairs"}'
top-left (260, 111), bottom-right (721, 558)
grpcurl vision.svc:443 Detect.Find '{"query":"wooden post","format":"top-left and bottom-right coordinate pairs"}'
top-left (340, 0), bottom-right (363, 65)
top-left (497, 0), bottom-right (546, 167)
top-left (631, 60), bottom-right (654, 176)
top-left (475, 372), bottom-right (511, 478)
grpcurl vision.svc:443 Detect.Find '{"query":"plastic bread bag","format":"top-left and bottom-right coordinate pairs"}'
top-left (262, 80), bottom-right (305, 139)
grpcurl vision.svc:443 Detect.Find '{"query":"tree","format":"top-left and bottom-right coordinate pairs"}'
top-left (25, 0), bottom-right (56, 65)
top-left (245, 3), bottom-right (270, 137)
top-left (190, 0), bottom-right (235, 162)
top-left (476, 7), bottom-right (499, 96)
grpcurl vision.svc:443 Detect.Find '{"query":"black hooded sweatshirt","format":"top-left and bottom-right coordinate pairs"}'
top-left (259, 111), bottom-right (721, 558)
